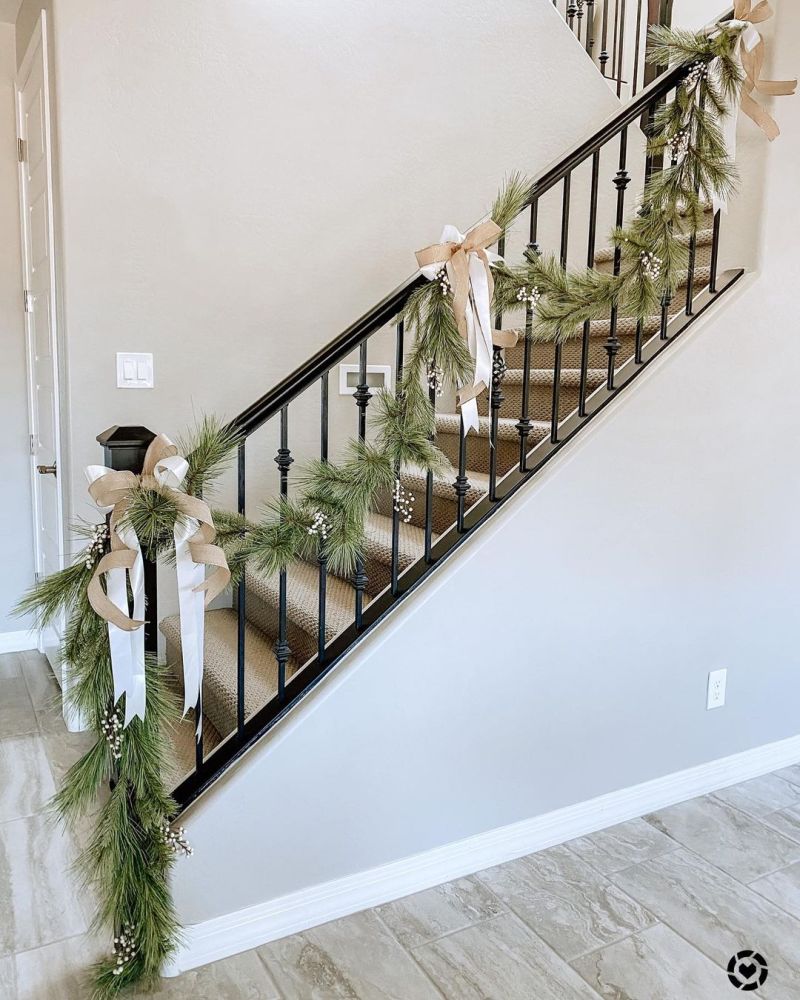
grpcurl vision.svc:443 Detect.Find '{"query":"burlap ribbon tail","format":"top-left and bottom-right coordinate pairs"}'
top-left (86, 434), bottom-right (230, 734)
top-left (416, 220), bottom-right (503, 435)
top-left (709, 0), bottom-right (796, 211)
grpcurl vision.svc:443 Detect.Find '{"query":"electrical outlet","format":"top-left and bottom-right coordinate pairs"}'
top-left (707, 669), bottom-right (727, 710)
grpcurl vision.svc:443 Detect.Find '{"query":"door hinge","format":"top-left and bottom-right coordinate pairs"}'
top-left (17, 137), bottom-right (26, 162)
top-left (24, 289), bottom-right (33, 313)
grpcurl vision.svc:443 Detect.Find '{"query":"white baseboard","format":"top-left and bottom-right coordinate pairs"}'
top-left (0, 629), bottom-right (38, 654)
top-left (164, 732), bottom-right (800, 977)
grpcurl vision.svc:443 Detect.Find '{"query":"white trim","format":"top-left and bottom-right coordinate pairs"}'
top-left (165, 732), bottom-right (800, 977)
top-left (0, 629), bottom-right (39, 654)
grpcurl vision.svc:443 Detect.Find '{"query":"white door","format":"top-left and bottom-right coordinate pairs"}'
top-left (17, 14), bottom-right (65, 676)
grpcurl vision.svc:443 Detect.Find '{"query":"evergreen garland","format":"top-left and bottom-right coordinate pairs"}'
top-left (14, 17), bottom-right (786, 996)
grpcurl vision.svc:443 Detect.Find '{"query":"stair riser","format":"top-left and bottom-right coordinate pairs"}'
top-left (165, 637), bottom-right (236, 742)
top-left (595, 238), bottom-right (712, 275)
top-left (477, 380), bottom-right (588, 421)
top-left (374, 482), bottom-right (480, 535)
top-left (244, 589), bottom-right (318, 667)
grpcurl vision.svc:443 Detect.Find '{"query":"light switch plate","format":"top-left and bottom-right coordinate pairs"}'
top-left (117, 352), bottom-right (154, 389)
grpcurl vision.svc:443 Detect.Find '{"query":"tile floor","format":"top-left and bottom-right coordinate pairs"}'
top-left (3, 650), bottom-right (800, 998)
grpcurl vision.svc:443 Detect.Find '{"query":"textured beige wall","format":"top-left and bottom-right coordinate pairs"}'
top-left (0, 22), bottom-right (34, 631)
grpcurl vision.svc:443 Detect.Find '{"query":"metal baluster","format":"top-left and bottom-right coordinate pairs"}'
top-left (454, 414), bottom-right (470, 533)
top-left (709, 209), bottom-right (721, 294)
top-left (600, 0), bottom-right (610, 75)
top-left (631, 0), bottom-right (644, 96)
top-left (611, 0), bottom-right (620, 86)
top-left (606, 127), bottom-right (631, 389)
top-left (567, 2), bottom-right (577, 30)
top-left (424, 377), bottom-right (436, 563)
top-left (390, 320), bottom-right (404, 594)
top-left (317, 372), bottom-right (328, 663)
top-left (579, 151), bottom-right (601, 417)
top-left (274, 406), bottom-right (292, 701)
top-left (551, 174), bottom-right (571, 444)
top-left (488, 236), bottom-right (506, 501)
top-left (585, 0), bottom-right (596, 55)
top-left (659, 290), bottom-right (672, 340)
top-left (616, 0), bottom-right (627, 98)
top-left (353, 341), bottom-right (370, 626)
top-left (576, 0), bottom-right (584, 41)
top-left (517, 204), bottom-right (539, 471)
top-left (236, 440), bottom-right (246, 735)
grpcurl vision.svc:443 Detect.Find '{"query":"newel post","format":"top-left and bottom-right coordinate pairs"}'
top-left (96, 425), bottom-right (158, 655)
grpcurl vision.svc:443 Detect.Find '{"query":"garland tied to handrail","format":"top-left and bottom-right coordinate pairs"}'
top-left (87, 433), bottom-right (230, 732)
top-left (416, 220), bottom-right (503, 434)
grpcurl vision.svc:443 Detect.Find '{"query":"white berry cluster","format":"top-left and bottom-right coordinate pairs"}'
top-left (392, 478), bottom-right (414, 524)
top-left (516, 284), bottom-right (541, 309)
top-left (162, 820), bottom-right (193, 858)
top-left (436, 267), bottom-right (452, 297)
top-left (670, 126), bottom-right (690, 158)
top-left (84, 522), bottom-right (109, 569)
top-left (101, 707), bottom-right (123, 760)
top-left (112, 925), bottom-right (137, 976)
top-left (684, 60), bottom-right (708, 90)
top-left (640, 250), bottom-right (663, 282)
top-left (307, 510), bottom-right (331, 542)
top-left (426, 361), bottom-right (444, 397)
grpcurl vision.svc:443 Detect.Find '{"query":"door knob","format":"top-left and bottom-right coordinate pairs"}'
top-left (36, 463), bottom-right (57, 477)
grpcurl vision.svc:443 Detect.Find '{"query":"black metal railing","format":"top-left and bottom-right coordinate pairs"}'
top-left (554, 0), bottom-right (674, 100)
top-left (108, 10), bottom-right (739, 811)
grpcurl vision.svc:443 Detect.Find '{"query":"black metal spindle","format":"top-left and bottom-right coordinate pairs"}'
top-left (709, 209), bottom-right (721, 293)
top-left (606, 126), bottom-right (630, 389)
top-left (600, 0), bottom-right (610, 75)
top-left (353, 341), bottom-right (370, 627)
top-left (390, 320), bottom-right (404, 594)
top-left (236, 440), bottom-right (246, 735)
top-left (585, 0), bottom-right (596, 54)
top-left (611, 0), bottom-right (620, 85)
top-left (424, 379), bottom-right (436, 563)
top-left (579, 151), bottom-right (601, 417)
top-left (685, 93), bottom-right (704, 316)
top-left (576, 0), bottom-right (584, 41)
top-left (455, 414), bottom-right (470, 533)
top-left (659, 290), bottom-right (671, 340)
top-left (488, 235), bottom-right (506, 501)
top-left (616, 0), bottom-right (627, 98)
top-left (317, 372), bottom-right (328, 663)
top-left (551, 174), bottom-right (571, 444)
top-left (517, 203), bottom-right (539, 470)
top-left (567, 2), bottom-right (577, 30)
top-left (634, 319), bottom-right (644, 363)
top-left (631, 0), bottom-right (644, 96)
top-left (274, 406), bottom-right (292, 701)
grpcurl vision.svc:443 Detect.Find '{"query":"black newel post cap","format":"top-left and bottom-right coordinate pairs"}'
top-left (96, 425), bottom-right (156, 473)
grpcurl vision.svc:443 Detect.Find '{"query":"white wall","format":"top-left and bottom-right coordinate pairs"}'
top-left (172, 0), bottom-right (800, 935)
top-left (0, 23), bottom-right (34, 632)
top-left (34, 0), bottom-right (621, 534)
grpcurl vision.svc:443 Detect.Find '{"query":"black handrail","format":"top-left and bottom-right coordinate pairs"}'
top-left (230, 9), bottom-right (731, 439)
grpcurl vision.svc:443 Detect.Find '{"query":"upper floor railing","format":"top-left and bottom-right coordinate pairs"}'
top-left (553, 0), bottom-right (674, 100)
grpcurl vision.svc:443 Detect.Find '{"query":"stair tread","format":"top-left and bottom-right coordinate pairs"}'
top-left (502, 367), bottom-right (606, 386)
top-left (435, 413), bottom-right (550, 441)
top-left (161, 608), bottom-right (298, 736)
top-left (246, 559), bottom-right (363, 645)
top-left (363, 511), bottom-right (435, 567)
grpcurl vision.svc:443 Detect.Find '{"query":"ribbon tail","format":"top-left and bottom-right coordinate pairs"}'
top-left (461, 397), bottom-right (480, 436)
top-left (118, 524), bottom-right (147, 727)
top-left (175, 521), bottom-right (206, 735)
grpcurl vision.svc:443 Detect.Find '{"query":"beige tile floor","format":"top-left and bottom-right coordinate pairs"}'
top-left (3, 650), bottom-right (800, 998)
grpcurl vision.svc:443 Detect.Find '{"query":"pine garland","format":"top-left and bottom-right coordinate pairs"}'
top-left (14, 18), bottom-right (788, 996)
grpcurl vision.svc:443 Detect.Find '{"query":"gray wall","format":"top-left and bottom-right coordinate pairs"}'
top-left (172, 0), bottom-right (800, 927)
top-left (0, 22), bottom-right (34, 632)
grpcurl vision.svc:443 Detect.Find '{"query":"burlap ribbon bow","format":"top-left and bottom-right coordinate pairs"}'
top-left (729, 0), bottom-right (796, 141)
top-left (87, 433), bottom-right (229, 729)
top-left (416, 220), bottom-right (503, 434)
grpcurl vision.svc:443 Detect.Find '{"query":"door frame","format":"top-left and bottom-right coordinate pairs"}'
top-left (16, 13), bottom-right (69, 690)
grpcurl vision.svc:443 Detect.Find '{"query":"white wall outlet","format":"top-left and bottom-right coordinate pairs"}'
top-left (707, 669), bottom-right (727, 710)
top-left (117, 352), bottom-right (154, 389)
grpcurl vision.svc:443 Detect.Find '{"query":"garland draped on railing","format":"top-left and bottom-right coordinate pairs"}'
top-left (16, 14), bottom-right (793, 997)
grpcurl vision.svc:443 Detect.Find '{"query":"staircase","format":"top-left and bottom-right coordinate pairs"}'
top-left (156, 13), bottom-right (742, 809)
